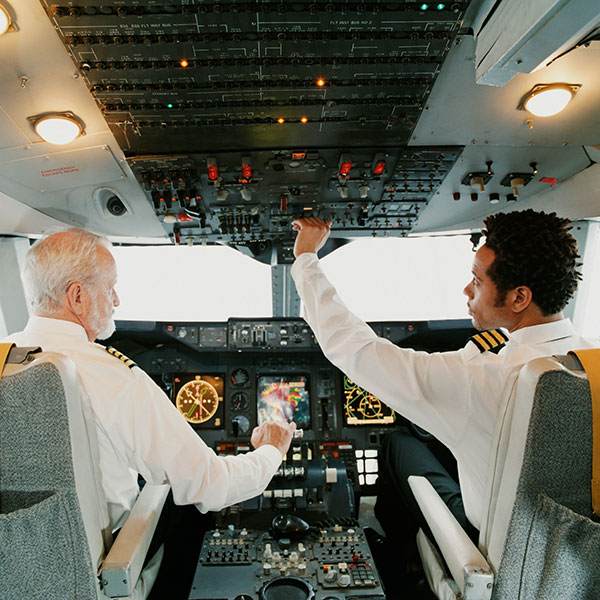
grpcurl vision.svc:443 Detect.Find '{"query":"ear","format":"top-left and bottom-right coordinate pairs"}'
top-left (510, 285), bottom-right (533, 314)
top-left (65, 281), bottom-right (86, 316)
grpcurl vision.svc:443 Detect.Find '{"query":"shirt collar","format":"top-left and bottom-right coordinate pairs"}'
top-left (508, 318), bottom-right (576, 346)
top-left (25, 315), bottom-right (89, 342)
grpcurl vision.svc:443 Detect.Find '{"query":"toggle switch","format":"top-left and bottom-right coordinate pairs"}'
top-left (470, 176), bottom-right (485, 192)
top-left (500, 172), bottom-right (534, 194)
top-left (510, 177), bottom-right (525, 196)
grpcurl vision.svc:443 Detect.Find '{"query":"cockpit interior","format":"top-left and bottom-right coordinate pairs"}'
top-left (1, 1), bottom-right (599, 599)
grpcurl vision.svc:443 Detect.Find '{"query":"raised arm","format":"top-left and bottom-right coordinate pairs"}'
top-left (290, 218), bottom-right (471, 448)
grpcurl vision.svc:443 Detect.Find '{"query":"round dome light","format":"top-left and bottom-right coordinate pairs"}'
top-left (523, 84), bottom-right (574, 117)
top-left (0, 5), bottom-right (11, 35)
top-left (34, 115), bottom-right (83, 145)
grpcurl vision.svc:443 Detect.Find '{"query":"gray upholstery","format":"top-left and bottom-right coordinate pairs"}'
top-left (0, 360), bottom-right (99, 600)
top-left (518, 494), bottom-right (600, 599)
top-left (492, 369), bottom-right (598, 599)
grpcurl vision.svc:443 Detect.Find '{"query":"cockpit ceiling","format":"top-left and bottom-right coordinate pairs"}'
top-left (34, 1), bottom-right (468, 251)
top-left (1, 1), bottom-right (598, 247)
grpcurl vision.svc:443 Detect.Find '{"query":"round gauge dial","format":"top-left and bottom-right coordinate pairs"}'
top-left (176, 377), bottom-right (219, 424)
top-left (232, 415), bottom-right (251, 434)
top-left (231, 391), bottom-right (249, 411)
top-left (230, 368), bottom-right (250, 387)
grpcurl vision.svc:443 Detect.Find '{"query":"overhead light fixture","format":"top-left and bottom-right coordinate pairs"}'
top-left (32, 113), bottom-right (84, 145)
top-left (0, 3), bottom-right (13, 35)
top-left (519, 83), bottom-right (580, 117)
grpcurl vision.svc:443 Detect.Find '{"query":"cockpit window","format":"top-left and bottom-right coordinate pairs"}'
top-left (316, 236), bottom-right (474, 321)
top-left (111, 245), bottom-right (272, 321)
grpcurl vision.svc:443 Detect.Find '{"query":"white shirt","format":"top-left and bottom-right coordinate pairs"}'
top-left (3, 316), bottom-right (282, 530)
top-left (291, 252), bottom-right (599, 529)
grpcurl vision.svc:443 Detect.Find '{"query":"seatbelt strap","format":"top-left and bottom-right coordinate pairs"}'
top-left (0, 343), bottom-right (15, 380)
top-left (569, 349), bottom-right (600, 518)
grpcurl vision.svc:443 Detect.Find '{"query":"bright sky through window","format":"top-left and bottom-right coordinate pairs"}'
top-left (317, 236), bottom-right (474, 321)
top-left (111, 245), bottom-right (272, 321)
top-left (111, 236), bottom-right (475, 323)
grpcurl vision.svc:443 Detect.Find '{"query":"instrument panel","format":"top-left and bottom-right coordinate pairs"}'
top-left (111, 317), bottom-right (474, 494)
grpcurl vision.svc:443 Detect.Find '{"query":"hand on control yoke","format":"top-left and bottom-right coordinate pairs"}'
top-left (251, 421), bottom-right (296, 458)
top-left (292, 217), bottom-right (332, 258)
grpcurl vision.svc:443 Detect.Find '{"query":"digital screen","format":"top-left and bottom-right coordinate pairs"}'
top-left (173, 374), bottom-right (224, 428)
top-left (257, 375), bottom-right (311, 428)
top-left (343, 376), bottom-right (396, 426)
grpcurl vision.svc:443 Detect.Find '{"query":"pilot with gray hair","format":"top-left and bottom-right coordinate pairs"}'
top-left (2, 228), bottom-right (295, 532)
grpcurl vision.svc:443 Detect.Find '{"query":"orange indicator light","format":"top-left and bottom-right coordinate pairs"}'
top-left (277, 117), bottom-right (285, 124)
top-left (300, 116), bottom-right (308, 124)
top-left (180, 59), bottom-right (189, 68)
top-left (316, 78), bottom-right (326, 87)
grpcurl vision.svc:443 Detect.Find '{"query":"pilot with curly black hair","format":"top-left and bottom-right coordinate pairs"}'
top-left (291, 209), bottom-right (597, 577)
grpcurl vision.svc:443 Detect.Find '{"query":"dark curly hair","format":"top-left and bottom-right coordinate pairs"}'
top-left (483, 210), bottom-right (582, 316)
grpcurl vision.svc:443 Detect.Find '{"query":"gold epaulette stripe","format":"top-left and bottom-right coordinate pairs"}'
top-left (471, 334), bottom-right (490, 352)
top-left (106, 346), bottom-right (138, 369)
top-left (469, 329), bottom-right (509, 353)
top-left (490, 329), bottom-right (509, 344)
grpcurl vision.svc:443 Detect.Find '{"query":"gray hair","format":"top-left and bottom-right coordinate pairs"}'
top-left (22, 228), bottom-right (113, 314)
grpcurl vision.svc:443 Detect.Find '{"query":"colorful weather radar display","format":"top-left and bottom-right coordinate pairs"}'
top-left (343, 376), bottom-right (396, 426)
top-left (257, 375), bottom-right (311, 428)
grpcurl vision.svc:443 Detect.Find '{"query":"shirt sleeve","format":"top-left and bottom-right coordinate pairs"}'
top-left (291, 253), bottom-right (472, 448)
top-left (119, 370), bottom-right (282, 512)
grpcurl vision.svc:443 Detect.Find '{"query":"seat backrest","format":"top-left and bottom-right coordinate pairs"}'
top-left (477, 355), bottom-right (600, 599)
top-left (0, 349), bottom-right (110, 600)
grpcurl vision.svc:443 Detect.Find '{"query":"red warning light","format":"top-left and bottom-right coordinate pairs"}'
top-left (316, 78), bottom-right (326, 87)
top-left (373, 161), bottom-right (386, 175)
top-left (180, 59), bottom-right (189, 68)
top-left (207, 158), bottom-right (219, 181)
top-left (339, 161), bottom-right (352, 177)
top-left (241, 158), bottom-right (252, 180)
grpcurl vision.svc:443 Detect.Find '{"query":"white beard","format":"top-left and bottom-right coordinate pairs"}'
top-left (89, 295), bottom-right (116, 340)
top-left (95, 316), bottom-right (116, 341)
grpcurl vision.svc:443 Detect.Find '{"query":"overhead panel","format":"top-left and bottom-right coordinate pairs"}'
top-left (40, 1), bottom-right (468, 257)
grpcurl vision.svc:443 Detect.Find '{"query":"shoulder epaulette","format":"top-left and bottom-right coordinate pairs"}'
top-left (105, 346), bottom-right (138, 369)
top-left (468, 329), bottom-right (509, 354)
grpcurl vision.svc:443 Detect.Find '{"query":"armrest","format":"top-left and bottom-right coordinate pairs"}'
top-left (101, 484), bottom-right (169, 598)
top-left (408, 476), bottom-right (493, 600)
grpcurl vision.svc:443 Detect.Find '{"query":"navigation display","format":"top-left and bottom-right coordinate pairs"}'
top-left (174, 374), bottom-right (224, 428)
top-left (343, 376), bottom-right (396, 426)
top-left (257, 375), bottom-right (311, 428)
